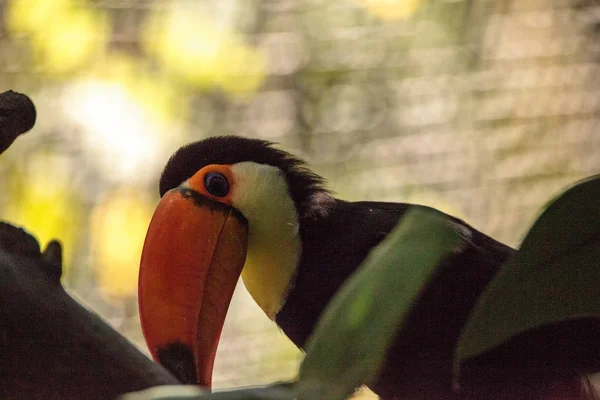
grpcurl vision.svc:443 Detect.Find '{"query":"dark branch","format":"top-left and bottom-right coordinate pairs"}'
top-left (0, 222), bottom-right (180, 400)
top-left (0, 90), bottom-right (37, 155)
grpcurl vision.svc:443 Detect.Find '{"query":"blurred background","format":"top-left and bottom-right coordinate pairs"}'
top-left (1, 0), bottom-right (600, 395)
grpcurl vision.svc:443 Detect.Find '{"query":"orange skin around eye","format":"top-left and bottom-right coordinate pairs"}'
top-left (187, 165), bottom-right (235, 206)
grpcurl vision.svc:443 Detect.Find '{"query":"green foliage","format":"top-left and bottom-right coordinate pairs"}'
top-left (455, 174), bottom-right (600, 376)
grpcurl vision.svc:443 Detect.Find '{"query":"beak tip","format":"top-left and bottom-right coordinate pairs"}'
top-left (155, 342), bottom-right (199, 385)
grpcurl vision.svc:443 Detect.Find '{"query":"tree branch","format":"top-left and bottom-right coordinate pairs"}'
top-left (0, 90), bottom-right (36, 154)
top-left (0, 223), bottom-right (180, 400)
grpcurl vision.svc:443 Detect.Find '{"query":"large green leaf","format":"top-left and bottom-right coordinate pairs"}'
top-left (455, 174), bottom-right (600, 376)
top-left (296, 208), bottom-right (465, 400)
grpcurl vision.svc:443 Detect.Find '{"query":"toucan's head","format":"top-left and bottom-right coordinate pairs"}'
top-left (138, 136), bottom-right (332, 386)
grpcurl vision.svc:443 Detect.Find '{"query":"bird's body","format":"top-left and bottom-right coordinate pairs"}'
top-left (138, 136), bottom-right (594, 399)
top-left (277, 200), bottom-right (512, 399)
top-left (277, 200), bottom-right (507, 346)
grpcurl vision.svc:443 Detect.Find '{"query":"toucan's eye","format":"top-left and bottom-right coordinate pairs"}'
top-left (204, 172), bottom-right (230, 197)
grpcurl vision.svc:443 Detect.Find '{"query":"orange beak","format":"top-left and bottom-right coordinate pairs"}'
top-left (138, 187), bottom-right (248, 388)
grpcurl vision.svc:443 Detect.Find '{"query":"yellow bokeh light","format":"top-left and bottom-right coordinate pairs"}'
top-left (217, 45), bottom-right (268, 97)
top-left (143, 7), bottom-right (266, 96)
top-left (2, 155), bottom-right (83, 276)
top-left (85, 54), bottom-right (188, 123)
top-left (7, 0), bottom-right (107, 75)
top-left (7, 0), bottom-right (71, 33)
top-left (91, 188), bottom-right (156, 300)
top-left (354, 0), bottom-right (423, 21)
top-left (34, 9), bottom-right (107, 75)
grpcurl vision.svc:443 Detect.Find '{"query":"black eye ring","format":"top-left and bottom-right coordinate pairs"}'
top-left (204, 172), bottom-right (230, 197)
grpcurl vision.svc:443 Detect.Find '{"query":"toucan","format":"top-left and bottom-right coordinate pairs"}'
top-left (138, 136), bottom-right (593, 399)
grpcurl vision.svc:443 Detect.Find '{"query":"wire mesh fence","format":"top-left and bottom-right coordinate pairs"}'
top-left (1, 0), bottom-right (599, 393)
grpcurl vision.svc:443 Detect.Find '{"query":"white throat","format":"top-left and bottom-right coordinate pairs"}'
top-left (230, 162), bottom-right (301, 319)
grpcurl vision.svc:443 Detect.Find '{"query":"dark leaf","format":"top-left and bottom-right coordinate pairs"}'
top-left (455, 174), bottom-right (600, 379)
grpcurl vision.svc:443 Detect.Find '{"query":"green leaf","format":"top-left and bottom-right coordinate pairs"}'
top-left (296, 208), bottom-right (465, 400)
top-left (455, 174), bottom-right (600, 377)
